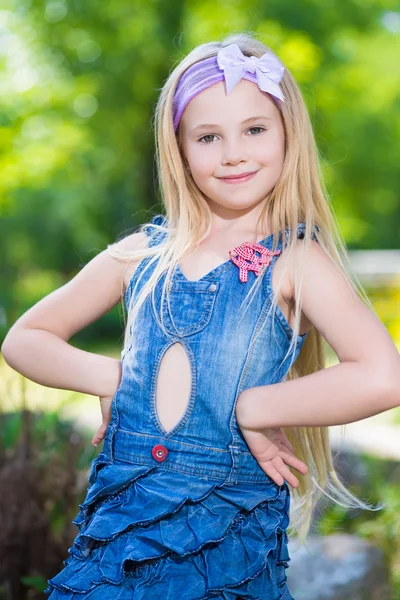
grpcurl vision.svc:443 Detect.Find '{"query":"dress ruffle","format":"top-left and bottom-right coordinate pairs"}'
top-left (44, 452), bottom-right (293, 600)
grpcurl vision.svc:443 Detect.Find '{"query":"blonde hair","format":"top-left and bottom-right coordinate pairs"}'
top-left (107, 31), bottom-right (384, 548)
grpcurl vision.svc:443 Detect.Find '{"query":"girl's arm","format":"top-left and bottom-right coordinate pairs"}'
top-left (1, 233), bottom-right (146, 398)
top-left (236, 240), bottom-right (400, 430)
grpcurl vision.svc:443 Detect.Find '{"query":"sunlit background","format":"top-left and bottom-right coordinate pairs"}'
top-left (1, 1), bottom-right (400, 598)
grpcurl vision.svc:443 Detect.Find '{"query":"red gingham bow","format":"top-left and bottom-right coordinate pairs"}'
top-left (229, 241), bottom-right (281, 282)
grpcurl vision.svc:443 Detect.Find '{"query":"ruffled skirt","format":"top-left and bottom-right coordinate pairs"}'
top-left (44, 451), bottom-right (294, 599)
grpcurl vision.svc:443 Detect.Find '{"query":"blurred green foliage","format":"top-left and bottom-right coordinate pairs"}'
top-left (0, 0), bottom-right (399, 345)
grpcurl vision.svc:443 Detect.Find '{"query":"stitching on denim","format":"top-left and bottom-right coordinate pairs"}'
top-left (170, 281), bottom-right (221, 292)
top-left (114, 453), bottom-right (229, 478)
top-left (113, 453), bottom-right (271, 483)
top-left (124, 255), bottom-right (152, 310)
top-left (117, 427), bottom-right (230, 453)
top-left (228, 292), bottom-right (274, 447)
top-left (176, 260), bottom-right (234, 282)
top-left (161, 288), bottom-right (218, 336)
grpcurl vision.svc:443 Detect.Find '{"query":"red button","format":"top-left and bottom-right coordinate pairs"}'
top-left (151, 444), bottom-right (168, 462)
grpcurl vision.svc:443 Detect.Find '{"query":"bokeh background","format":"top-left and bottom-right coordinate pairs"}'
top-left (1, 1), bottom-right (400, 598)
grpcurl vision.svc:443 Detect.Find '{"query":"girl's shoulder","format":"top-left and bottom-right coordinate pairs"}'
top-left (112, 214), bottom-right (167, 294)
top-left (110, 231), bottom-right (149, 295)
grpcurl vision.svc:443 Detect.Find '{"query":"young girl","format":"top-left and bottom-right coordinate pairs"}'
top-left (3, 31), bottom-right (399, 600)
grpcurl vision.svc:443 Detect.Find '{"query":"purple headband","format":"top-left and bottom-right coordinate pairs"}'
top-left (172, 43), bottom-right (285, 132)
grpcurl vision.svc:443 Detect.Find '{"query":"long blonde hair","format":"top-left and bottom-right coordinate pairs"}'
top-left (107, 31), bottom-right (383, 548)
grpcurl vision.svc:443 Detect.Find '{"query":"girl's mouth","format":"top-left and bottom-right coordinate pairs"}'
top-left (218, 171), bottom-right (258, 184)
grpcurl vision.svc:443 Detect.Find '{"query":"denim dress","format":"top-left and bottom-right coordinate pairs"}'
top-left (45, 215), bottom-right (317, 600)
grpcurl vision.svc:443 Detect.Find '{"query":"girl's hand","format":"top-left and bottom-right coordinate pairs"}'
top-left (238, 423), bottom-right (309, 488)
top-left (92, 395), bottom-right (114, 447)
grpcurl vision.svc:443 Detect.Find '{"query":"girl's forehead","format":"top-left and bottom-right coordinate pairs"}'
top-left (180, 79), bottom-right (278, 130)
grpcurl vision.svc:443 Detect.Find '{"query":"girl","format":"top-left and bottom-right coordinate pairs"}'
top-left (3, 31), bottom-right (399, 600)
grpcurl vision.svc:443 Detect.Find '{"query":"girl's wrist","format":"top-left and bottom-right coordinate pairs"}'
top-left (236, 386), bottom-right (276, 430)
top-left (236, 388), bottom-right (257, 429)
top-left (98, 356), bottom-right (122, 398)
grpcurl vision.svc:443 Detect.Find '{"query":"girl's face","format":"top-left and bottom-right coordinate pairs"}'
top-left (179, 79), bottom-right (285, 214)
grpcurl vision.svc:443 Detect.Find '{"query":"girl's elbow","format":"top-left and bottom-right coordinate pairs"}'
top-left (375, 364), bottom-right (400, 409)
top-left (1, 335), bottom-right (15, 365)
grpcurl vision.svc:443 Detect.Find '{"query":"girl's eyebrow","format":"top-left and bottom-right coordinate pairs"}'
top-left (189, 115), bottom-right (272, 133)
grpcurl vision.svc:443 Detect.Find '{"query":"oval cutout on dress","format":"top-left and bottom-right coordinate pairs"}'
top-left (155, 342), bottom-right (192, 434)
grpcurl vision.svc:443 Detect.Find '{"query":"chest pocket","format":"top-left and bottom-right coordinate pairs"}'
top-left (160, 279), bottom-right (219, 337)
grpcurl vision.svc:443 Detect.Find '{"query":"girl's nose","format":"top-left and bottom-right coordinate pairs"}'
top-left (221, 140), bottom-right (247, 166)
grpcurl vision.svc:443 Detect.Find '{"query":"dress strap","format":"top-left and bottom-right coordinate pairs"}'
top-left (124, 214), bottom-right (167, 309)
top-left (294, 221), bottom-right (320, 242)
top-left (143, 214), bottom-right (168, 248)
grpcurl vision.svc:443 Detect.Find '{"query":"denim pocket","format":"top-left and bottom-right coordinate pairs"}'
top-left (161, 279), bottom-right (219, 336)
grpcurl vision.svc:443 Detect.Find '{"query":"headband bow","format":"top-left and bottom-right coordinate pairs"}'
top-left (217, 44), bottom-right (285, 101)
top-left (172, 43), bottom-right (285, 131)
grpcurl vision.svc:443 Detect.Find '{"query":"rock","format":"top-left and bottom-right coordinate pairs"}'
top-left (287, 533), bottom-right (391, 600)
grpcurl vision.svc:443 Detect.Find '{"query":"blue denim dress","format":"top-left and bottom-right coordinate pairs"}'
top-left (45, 215), bottom-right (316, 600)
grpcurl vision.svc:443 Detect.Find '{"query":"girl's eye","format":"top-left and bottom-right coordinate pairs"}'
top-left (198, 134), bottom-right (217, 144)
top-left (248, 126), bottom-right (265, 135)
top-left (197, 127), bottom-right (265, 144)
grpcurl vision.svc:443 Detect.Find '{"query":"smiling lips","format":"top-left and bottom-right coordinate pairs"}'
top-left (218, 171), bottom-right (258, 184)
